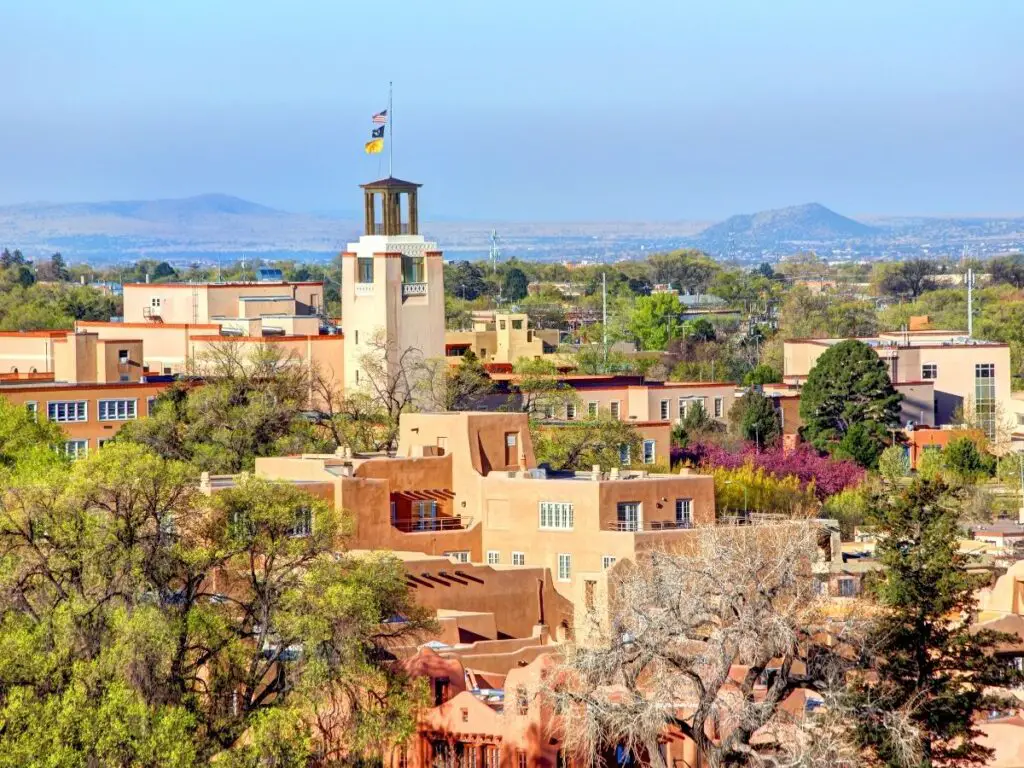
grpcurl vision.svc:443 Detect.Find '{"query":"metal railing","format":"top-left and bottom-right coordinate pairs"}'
top-left (604, 519), bottom-right (696, 532)
top-left (402, 282), bottom-right (427, 297)
top-left (393, 516), bottom-right (472, 533)
top-left (371, 224), bottom-right (412, 235)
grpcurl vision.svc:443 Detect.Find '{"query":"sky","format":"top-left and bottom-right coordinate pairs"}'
top-left (2, 0), bottom-right (1023, 221)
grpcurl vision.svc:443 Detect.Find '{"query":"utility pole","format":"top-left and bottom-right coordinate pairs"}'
top-left (967, 267), bottom-right (974, 338)
top-left (602, 272), bottom-right (608, 372)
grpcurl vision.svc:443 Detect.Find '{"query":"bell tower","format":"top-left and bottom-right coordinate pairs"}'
top-left (341, 177), bottom-right (445, 396)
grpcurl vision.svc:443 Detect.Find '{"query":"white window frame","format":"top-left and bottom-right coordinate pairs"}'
top-left (151, 297), bottom-right (161, 308)
top-left (602, 555), bottom-right (617, 570)
top-left (289, 506), bottom-right (313, 537)
top-left (643, 439), bottom-right (656, 464)
top-left (619, 444), bottom-right (631, 465)
top-left (557, 553), bottom-right (572, 582)
top-left (539, 501), bottom-right (574, 531)
top-left (565, 402), bottom-right (576, 420)
top-left (98, 398), bottom-right (137, 422)
top-left (25, 401), bottom-right (38, 420)
top-left (588, 401), bottom-right (598, 418)
top-left (609, 400), bottom-right (620, 419)
top-left (512, 551), bottom-right (525, 566)
top-left (659, 399), bottom-right (669, 420)
top-left (922, 362), bottom-right (938, 380)
top-left (714, 397), bottom-right (724, 418)
top-left (63, 439), bottom-right (88, 459)
top-left (486, 550), bottom-right (500, 565)
top-left (47, 400), bottom-right (88, 423)
top-left (675, 498), bottom-right (692, 525)
top-left (678, 397), bottom-right (687, 419)
top-left (444, 551), bottom-right (470, 564)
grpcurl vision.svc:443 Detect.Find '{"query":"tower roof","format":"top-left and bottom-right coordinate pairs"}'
top-left (360, 176), bottom-right (422, 190)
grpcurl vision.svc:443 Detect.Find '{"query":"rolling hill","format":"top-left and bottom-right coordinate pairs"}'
top-left (693, 202), bottom-right (878, 249)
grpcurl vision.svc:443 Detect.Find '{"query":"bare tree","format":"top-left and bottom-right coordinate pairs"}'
top-left (417, 351), bottom-right (493, 412)
top-left (545, 522), bottom-right (861, 768)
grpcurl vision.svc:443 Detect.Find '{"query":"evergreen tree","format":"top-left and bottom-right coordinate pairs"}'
top-left (502, 266), bottom-right (529, 301)
top-left (852, 479), bottom-right (1018, 767)
top-left (728, 389), bottom-right (781, 449)
top-left (799, 339), bottom-right (902, 468)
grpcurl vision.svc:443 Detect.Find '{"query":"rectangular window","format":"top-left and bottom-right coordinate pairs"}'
top-left (838, 578), bottom-right (856, 597)
top-left (118, 349), bottom-right (129, 363)
top-left (512, 319), bottom-right (523, 330)
top-left (25, 401), bottom-right (38, 420)
top-left (617, 502), bottom-right (641, 532)
top-left (660, 399), bottom-right (669, 420)
top-left (47, 400), bottom-right (88, 423)
top-left (444, 551), bottom-right (470, 564)
top-left (675, 498), bottom-right (692, 526)
top-left (714, 397), bottom-right (724, 418)
top-left (587, 401), bottom-right (598, 418)
top-left (602, 555), bottom-right (617, 570)
top-left (517, 751), bottom-right (528, 768)
top-left (557, 553), bottom-right (572, 582)
top-left (643, 439), bottom-right (656, 464)
top-left (401, 255), bottom-right (424, 284)
top-left (609, 401), bottom-right (620, 419)
top-left (619, 444), bottom-right (631, 465)
top-left (678, 397), bottom-right (687, 419)
top-left (151, 297), bottom-right (161, 308)
top-left (413, 499), bottom-right (439, 531)
top-left (146, 396), bottom-right (157, 416)
top-left (486, 550), bottom-right (500, 565)
top-left (357, 257), bottom-right (374, 283)
top-left (539, 502), bottom-right (574, 530)
top-left (289, 506), bottom-right (312, 537)
top-left (565, 402), bottom-right (576, 420)
top-left (354, 330), bottom-right (359, 345)
top-left (516, 687), bottom-right (529, 716)
top-left (98, 438), bottom-right (113, 449)
top-left (98, 399), bottom-right (137, 421)
top-left (975, 363), bottom-right (997, 439)
top-left (63, 439), bottom-right (88, 459)
top-left (922, 363), bottom-right (938, 380)
top-left (512, 551), bottom-right (525, 566)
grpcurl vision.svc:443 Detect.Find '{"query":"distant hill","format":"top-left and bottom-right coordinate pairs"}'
top-left (693, 203), bottom-right (877, 250)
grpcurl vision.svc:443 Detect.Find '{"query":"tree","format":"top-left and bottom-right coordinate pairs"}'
top-left (743, 363), bottom-right (781, 386)
top-left (548, 522), bottom-right (848, 768)
top-left (0, 443), bottom-right (432, 764)
top-left (728, 390), bottom-right (782, 449)
top-left (877, 444), bottom-right (910, 483)
top-left (681, 317), bottom-right (716, 342)
top-left (851, 479), bottom-right (1018, 767)
top-left (35, 252), bottom-right (70, 282)
top-left (532, 414), bottom-right (642, 471)
top-left (872, 259), bottom-right (937, 299)
top-left (418, 350), bottom-right (493, 411)
top-left (989, 253), bottom-right (1024, 290)
top-left (509, 357), bottom-right (575, 416)
top-left (629, 293), bottom-right (682, 351)
top-left (943, 436), bottom-right (995, 482)
top-left (0, 397), bottom-right (65, 472)
top-left (152, 261), bottom-right (177, 280)
top-left (502, 266), bottom-right (529, 302)
top-left (646, 249), bottom-right (719, 294)
top-left (445, 261), bottom-right (488, 301)
top-left (800, 340), bottom-right (902, 468)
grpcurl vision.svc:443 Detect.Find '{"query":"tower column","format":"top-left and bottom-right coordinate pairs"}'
top-left (409, 191), bottom-right (419, 235)
top-left (364, 191), bottom-right (375, 235)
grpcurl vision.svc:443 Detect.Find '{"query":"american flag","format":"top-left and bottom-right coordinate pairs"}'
top-left (372, 109), bottom-right (388, 124)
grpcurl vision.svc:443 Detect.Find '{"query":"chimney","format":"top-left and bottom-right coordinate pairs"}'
top-left (592, 464), bottom-right (601, 480)
top-left (199, 472), bottom-right (211, 491)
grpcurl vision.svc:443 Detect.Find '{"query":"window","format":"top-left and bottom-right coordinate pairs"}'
top-left (413, 500), bottom-right (438, 531)
top-left (837, 578), bottom-right (856, 597)
top-left (499, 320), bottom-right (506, 330)
top-left (557, 553), bottom-right (572, 582)
top-left (617, 502), bottom-right (640, 532)
top-left (516, 686), bottom-right (529, 716)
top-left (444, 551), bottom-right (471, 564)
top-left (47, 400), bottom-right (87, 423)
top-left (675, 498), bottom-right (692, 526)
top-left (975, 363), bottom-right (997, 438)
top-left (922, 363), bottom-right (938, 380)
top-left (150, 297), bottom-right (161, 308)
top-left (714, 397), bottom-right (724, 418)
top-left (678, 397), bottom-right (687, 419)
top-left (98, 439), bottom-right (113, 449)
top-left (565, 402), bottom-right (576, 420)
top-left (434, 677), bottom-right (450, 706)
top-left (584, 580), bottom-right (597, 610)
top-left (517, 752), bottom-right (528, 768)
top-left (512, 551), bottom-right (525, 566)
top-left (512, 319), bottom-right (523, 330)
top-left (119, 375), bottom-right (130, 382)
top-left (354, 330), bottom-right (359, 344)
top-left (162, 367), bottom-right (171, 375)
top-left (25, 401), bottom-right (37, 420)
top-left (357, 257), bottom-right (374, 283)
top-left (460, 708), bottom-right (469, 723)
top-left (602, 555), bottom-right (617, 570)
top-left (118, 349), bottom-right (129, 363)
top-left (289, 506), bottom-right (312, 537)
top-left (542, 403), bottom-right (553, 419)
top-left (401, 254), bottom-right (424, 284)
top-left (539, 502), bottom-right (574, 530)
top-left (588, 401), bottom-right (598, 418)
top-left (487, 550), bottom-right (500, 565)
top-left (609, 401), bottom-right (620, 419)
top-left (619, 443), bottom-right (631, 465)
top-left (98, 399), bottom-right (137, 421)
top-left (659, 399), bottom-right (669, 420)
top-left (63, 440), bottom-right (88, 459)
top-left (146, 396), bottom-right (157, 416)
top-left (643, 439), bottom-right (656, 464)
top-left (355, 369), bottom-right (360, 384)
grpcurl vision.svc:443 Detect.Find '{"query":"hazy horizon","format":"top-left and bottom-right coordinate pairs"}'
top-left (3, 1), bottom-right (1023, 221)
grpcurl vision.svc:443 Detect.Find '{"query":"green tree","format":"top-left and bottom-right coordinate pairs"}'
top-left (728, 390), bottom-right (781, 449)
top-left (502, 266), bottom-right (529, 302)
top-left (742, 363), bottom-right (781, 386)
top-left (681, 317), bottom-right (716, 342)
top-left (419, 350), bottom-right (493, 411)
top-left (800, 339), bottom-right (902, 468)
top-left (629, 293), bottom-right (682, 351)
top-left (877, 444), bottom-right (910, 483)
top-left (872, 259), bottom-right (938, 299)
top-left (0, 444), bottom-right (431, 765)
top-left (532, 414), bottom-right (642, 471)
top-left (152, 261), bottom-right (177, 280)
top-left (943, 436), bottom-right (994, 482)
top-left (446, 261), bottom-right (488, 301)
top-left (646, 249), bottom-right (719, 293)
top-left (851, 479), bottom-right (1018, 767)
top-left (989, 253), bottom-right (1024, 290)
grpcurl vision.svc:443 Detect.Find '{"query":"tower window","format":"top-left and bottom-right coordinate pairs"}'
top-left (357, 258), bottom-right (374, 284)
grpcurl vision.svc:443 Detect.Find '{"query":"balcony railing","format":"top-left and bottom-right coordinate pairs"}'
top-left (355, 282), bottom-right (375, 295)
top-left (402, 282), bottom-right (427, 297)
top-left (604, 519), bottom-right (695, 532)
top-left (371, 224), bottom-right (411, 235)
top-left (393, 516), bottom-right (472, 533)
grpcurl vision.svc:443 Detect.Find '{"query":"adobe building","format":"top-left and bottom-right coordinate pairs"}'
top-left (340, 177), bottom-right (445, 394)
top-left (445, 311), bottom-right (561, 367)
top-left (783, 330), bottom-right (1011, 436)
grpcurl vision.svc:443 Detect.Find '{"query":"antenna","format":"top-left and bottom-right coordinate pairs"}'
top-left (489, 230), bottom-right (501, 273)
top-left (967, 267), bottom-right (975, 339)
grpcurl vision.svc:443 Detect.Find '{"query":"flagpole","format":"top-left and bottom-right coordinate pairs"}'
top-left (388, 81), bottom-right (393, 178)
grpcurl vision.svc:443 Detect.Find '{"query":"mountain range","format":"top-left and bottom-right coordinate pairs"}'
top-left (0, 194), bottom-right (1021, 264)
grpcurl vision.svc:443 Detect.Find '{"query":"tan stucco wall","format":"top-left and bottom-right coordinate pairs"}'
top-left (0, 331), bottom-right (66, 373)
top-left (123, 282), bottom-right (323, 325)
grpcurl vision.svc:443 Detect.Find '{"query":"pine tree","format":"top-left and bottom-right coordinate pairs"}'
top-left (728, 389), bottom-right (781, 449)
top-left (852, 479), bottom-right (1018, 767)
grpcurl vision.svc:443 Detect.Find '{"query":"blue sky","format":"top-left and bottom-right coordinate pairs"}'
top-left (2, 0), bottom-right (1023, 221)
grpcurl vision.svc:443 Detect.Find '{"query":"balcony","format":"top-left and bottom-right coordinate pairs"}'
top-left (402, 282), bottom-right (428, 297)
top-left (355, 282), bottom-right (375, 296)
top-left (604, 519), bottom-right (695, 532)
top-left (393, 516), bottom-right (473, 533)
top-left (372, 224), bottom-right (411, 235)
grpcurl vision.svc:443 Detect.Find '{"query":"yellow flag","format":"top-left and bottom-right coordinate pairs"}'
top-left (365, 138), bottom-right (384, 154)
